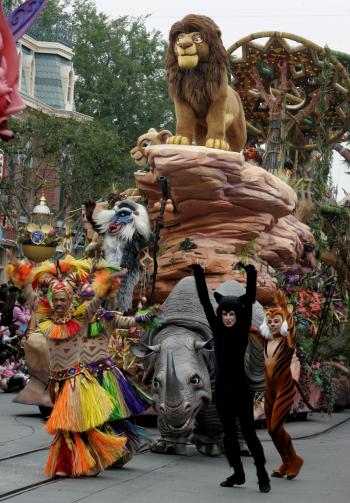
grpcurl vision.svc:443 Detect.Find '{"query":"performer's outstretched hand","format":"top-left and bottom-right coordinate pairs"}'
top-left (189, 263), bottom-right (204, 273)
top-left (234, 261), bottom-right (255, 272)
top-left (244, 264), bottom-right (256, 273)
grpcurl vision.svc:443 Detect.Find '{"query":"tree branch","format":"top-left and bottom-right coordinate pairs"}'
top-left (286, 90), bottom-right (320, 134)
top-left (251, 65), bottom-right (274, 109)
top-left (333, 143), bottom-right (350, 163)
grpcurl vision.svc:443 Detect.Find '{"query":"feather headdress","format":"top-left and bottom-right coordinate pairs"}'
top-left (31, 255), bottom-right (92, 291)
top-left (91, 267), bottom-right (126, 298)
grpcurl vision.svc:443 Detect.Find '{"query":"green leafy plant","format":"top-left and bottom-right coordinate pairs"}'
top-left (236, 239), bottom-right (257, 260)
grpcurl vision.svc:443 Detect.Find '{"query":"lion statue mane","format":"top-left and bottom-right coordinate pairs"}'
top-left (165, 14), bottom-right (247, 152)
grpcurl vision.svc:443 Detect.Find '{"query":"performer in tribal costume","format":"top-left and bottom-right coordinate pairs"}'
top-left (78, 282), bottom-right (158, 464)
top-left (6, 257), bottom-right (127, 478)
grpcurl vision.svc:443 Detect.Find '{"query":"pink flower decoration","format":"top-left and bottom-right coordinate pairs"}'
top-left (0, 4), bottom-right (26, 140)
top-left (297, 290), bottom-right (322, 320)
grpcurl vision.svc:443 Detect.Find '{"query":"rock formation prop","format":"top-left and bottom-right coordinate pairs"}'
top-left (134, 144), bottom-right (316, 305)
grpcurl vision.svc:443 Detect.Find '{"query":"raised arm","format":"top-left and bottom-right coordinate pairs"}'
top-left (190, 264), bottom-right (217, 333)
top-left (87, 268), bottom-right (126, 322)
top-left (109, 313), bottom-right (137, 331)
top-left (84, 295), bottom-right (103, 321)
top-left (109, 303), bottom-right (162, 331)
top-left (244, 264), bottom-right (257, 306)
top-left (285, 305), bottom-right (297, 349)
top-left (5, 253), bottom-right (38, 310)
top-left (21, 283), bottom-right (39, 310)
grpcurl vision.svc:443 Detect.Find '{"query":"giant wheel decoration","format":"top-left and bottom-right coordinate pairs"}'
top-left (227, 32), bottom-right (350, 171)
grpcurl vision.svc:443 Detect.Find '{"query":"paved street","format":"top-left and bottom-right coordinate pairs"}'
top-left (0, 393), bottom-right (349, 503)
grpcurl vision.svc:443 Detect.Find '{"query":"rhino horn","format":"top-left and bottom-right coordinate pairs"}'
top-left (165, 351), bottom-right (184, 408)
top-left (131, 343), bottom-right (160, 358)
top-left (194, 339), bottom-right (214, 352)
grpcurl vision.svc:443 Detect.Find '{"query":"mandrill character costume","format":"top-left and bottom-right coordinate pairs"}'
top-left (166, 14), bottom-right (246, 152)
top-left (6, 257), bottom-right (127, 478)
top-left (253, 291), bottom-right (304, 479)
top-left (85, 199), bottom-right (152, 312)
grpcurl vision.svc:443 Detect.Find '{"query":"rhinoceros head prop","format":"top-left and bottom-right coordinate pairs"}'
top-left (133, 324), bottom-right (213, 437)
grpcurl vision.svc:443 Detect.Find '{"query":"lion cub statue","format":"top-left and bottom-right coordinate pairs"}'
top-left (166, 14), bottom-right (247, 152)
top-left (130, 128), bottom-right (172, 167)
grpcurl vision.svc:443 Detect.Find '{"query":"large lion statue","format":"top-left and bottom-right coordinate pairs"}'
top-left (165, 14), bottom-right (247, 152)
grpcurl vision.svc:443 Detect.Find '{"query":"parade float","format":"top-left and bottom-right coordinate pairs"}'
top-left (0, 2), bottom-right (26, 140)
top-left (0, 0), bottom-right (48, 139)
top-left (79, 20), bottom-right (350, 427)
top-left (124, 20), bottom-right (350, 425)
top-left (227, 31), bottom-right (350, 413)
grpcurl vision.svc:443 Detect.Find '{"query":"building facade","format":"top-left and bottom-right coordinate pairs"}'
top-left (0, 23), bottom-right (91, 280)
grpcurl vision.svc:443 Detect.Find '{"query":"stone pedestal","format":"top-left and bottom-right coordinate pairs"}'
top-left (134, 144), bottom-right (315, 304)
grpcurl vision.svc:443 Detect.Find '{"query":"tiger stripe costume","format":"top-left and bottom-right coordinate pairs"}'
top-left (252, 290), bottom-right (303, 479)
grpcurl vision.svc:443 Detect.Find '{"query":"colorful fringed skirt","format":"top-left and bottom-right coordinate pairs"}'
top-left (45, 364), bottom-right (127, 477)
top-left (87, 357), bottom-right (151, 420)
top-left (110, 419), bottom-right (149, 461)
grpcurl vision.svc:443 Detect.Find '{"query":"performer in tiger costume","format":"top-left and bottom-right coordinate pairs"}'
top-left (254, 291), bottom-right (304, 479)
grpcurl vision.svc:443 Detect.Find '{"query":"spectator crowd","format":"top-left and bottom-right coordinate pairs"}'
top-left (0, 283), bottom-right (30, 392)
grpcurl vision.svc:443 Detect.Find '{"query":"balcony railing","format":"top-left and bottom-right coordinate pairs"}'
top-left (26, 22), bottom-right (73, 48)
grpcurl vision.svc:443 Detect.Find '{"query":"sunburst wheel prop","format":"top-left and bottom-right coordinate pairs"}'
top-left (228, 32), bottom-right (350, 171)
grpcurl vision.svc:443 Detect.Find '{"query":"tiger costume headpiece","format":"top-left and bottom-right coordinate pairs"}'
top-left (259, 290), bottom-right (290, 339)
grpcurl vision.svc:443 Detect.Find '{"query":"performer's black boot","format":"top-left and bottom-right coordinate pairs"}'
top-left (256, 464), bottom-right (271, 493)
top-left (220, 464), bottom-right (245, 487)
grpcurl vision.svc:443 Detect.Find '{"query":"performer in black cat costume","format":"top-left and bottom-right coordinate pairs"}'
top-left (191, 263), bottom-right (270, 493)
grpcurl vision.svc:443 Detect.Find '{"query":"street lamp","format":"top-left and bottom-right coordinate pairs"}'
top-left (20, 194), bottom-right (58, 262)
top-left (27, 194), bottom-right (54, 235)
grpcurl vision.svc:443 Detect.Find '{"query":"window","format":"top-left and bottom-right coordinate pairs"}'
top-left (67, 69), bottom-right (74, 104)
top-left (29, 56), bottom-right (35, 96)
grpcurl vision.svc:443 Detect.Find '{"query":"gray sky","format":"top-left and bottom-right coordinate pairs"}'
top-left (94, 0), bottom-right (350, 198)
